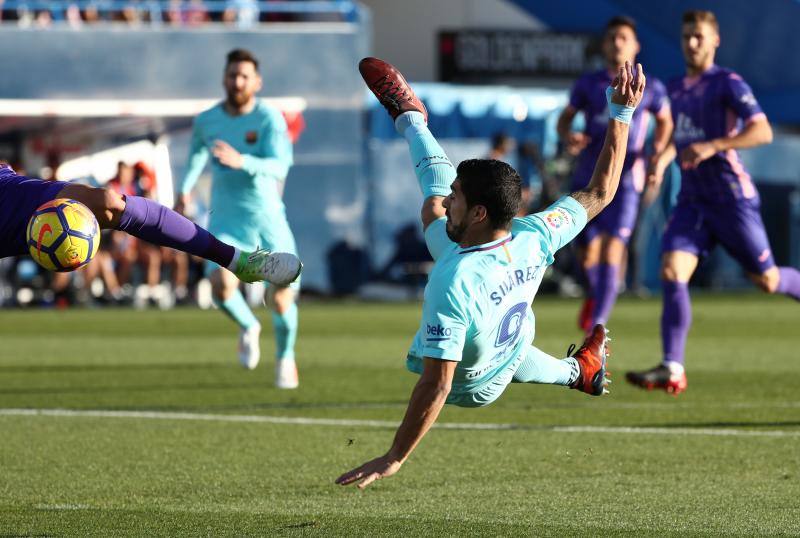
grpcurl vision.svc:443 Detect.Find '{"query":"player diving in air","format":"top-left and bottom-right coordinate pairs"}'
top-left (337, 57), bottom-right (646, 489)
top-left (0, 167), bottom-right (301, 289)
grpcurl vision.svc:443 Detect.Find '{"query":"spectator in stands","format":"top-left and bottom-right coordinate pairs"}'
top-left (223, 0), bottom-right (259, 28)
top-left (106, 161), bottom-right (162, 306)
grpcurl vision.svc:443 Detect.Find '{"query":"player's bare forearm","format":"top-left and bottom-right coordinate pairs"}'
top-left (557, 107), bottom-right (577, 141)
top-left (569, 62), bottom-right (644, 220)
top-left (711, 117), bottom-right (773, 151)
top-left (386, 362), bottom-right (454, 463)
top-left (571, 119), bottom-right (629, 220)
top-left (652, 112), bottom-right (674, 155)
top-left (335, 358), bottom-right (455, 489)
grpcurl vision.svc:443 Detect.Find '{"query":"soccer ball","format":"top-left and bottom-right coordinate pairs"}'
top-left (27, 198), bottom-right (100, 272)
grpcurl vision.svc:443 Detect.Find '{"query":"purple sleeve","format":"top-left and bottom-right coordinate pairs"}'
top-left (647, 78), bottom-right (669, 115)
top-left (568, 77), bottom-right (589, 110)
top-left (723, 73), bottom-right (764, 122)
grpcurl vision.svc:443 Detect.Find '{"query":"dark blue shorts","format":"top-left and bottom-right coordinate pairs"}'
top-left (661, 197), bottom-right (775, 275)
top-left (0, 166), bottom-right (69, 258)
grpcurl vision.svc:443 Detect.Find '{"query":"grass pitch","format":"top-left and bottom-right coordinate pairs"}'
top-left (1, 294), bottom-right (798, 536)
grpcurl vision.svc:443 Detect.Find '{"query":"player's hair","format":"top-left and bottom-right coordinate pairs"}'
top-left (456, 159), bottom-right (521, 230)
top-left (226, 48), bottom-right (260, 71)
top-left (605, 15), bottom-right (637, 37)
top-left (682, 10), bottom-right (719, 34)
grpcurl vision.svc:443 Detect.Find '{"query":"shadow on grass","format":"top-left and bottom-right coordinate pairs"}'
top-left (0, 362), bottom-right (228, 374)
top-left (642, 421), bottom-right (800, 429)
top-left (0, 381), bottom-right (263, 396)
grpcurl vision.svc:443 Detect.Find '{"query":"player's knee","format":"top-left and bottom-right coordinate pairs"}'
top-left (661, 265), bottom-right (680, 282)
top-left (266, 287), bottom-right (293, 313)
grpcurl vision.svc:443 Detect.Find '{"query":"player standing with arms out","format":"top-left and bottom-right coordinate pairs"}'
top-left (558, 16), bottom-right (673, 333)
top-left (626, 10), bottom-right (800, 394)
top-left (336, 57), bottom-right (645, 489)
top-left (176, 49), bottom-right (301, 389)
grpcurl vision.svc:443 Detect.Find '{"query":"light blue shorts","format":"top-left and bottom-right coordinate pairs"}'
top-left (204, 216), bottom-right (300, 290)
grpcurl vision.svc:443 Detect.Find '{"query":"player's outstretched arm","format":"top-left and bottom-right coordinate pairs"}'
top-left (335, 358), bottom-right (456, 489)
top-left (570, 62), bottom-right (645, 220)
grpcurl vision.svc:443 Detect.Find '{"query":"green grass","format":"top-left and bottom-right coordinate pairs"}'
top-left (1, 294), bottom-right (798, 536)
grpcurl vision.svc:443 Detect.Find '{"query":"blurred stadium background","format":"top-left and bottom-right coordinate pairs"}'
top-left (1, 0), bottom-right (798, 308)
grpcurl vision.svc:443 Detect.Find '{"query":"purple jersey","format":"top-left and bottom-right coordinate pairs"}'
top-left (569, 69), bottom-right (669, 192)
top-left (668, 65), bottom-right (766, 203)
top-left (0, 165), bottom-right (67, 258)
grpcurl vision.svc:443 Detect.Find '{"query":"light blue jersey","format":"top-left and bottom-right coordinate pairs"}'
top-left (407, 196), bottom-right (587, 407)
top-left (180, 100), bottom-right (297, 262)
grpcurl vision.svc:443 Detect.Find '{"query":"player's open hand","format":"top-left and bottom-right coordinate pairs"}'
top-left (212, 140), bottom-right (244, 170)
top-left (679, 140), bottom-right (717, 169)
top-left (335, 454), bottom-right (402, 490)
top-left (610, 61), bottom-right (646, 109)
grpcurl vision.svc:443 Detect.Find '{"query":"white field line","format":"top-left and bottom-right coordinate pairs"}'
top-left (1, 408), bottom-right (799, 438)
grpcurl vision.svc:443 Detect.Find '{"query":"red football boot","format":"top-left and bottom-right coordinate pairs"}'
top-left (625, 365), bottom-right (687, 395)
top-left (569, 324), bottom-right (611, 396)
top-left (359, 57), bottom-right (428, 121)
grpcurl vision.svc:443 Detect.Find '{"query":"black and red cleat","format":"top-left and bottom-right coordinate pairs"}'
top-left (359, 57), bottom-right (428, 121)
top-left (569, 324), bottom-right (611, 396)
top-left (577, 297), bottom-right (595, 333)
top-left (625, 365), bottom-right (687, 395)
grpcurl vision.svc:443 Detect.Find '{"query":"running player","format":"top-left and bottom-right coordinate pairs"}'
top-left (558, 16), bottom-right (672, 333)
top-left (176, 48), bottom-right (301, 389)
top-left (625, 10), bottom-right (800, 394)
top-left (0, 167), bottom-right (300, 289)
top-left (336, 57), bottom-right (645, 489)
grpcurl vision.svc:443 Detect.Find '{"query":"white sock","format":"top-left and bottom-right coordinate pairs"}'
top-left (664, 361), bottom-right (685, 375)
top-left (394, 111), bottom-right (426, 135)
top-left (226, 247), bottom-right (242, 272)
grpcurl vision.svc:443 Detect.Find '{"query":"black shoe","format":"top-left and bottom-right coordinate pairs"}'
top-left (625, 364), bottom-right (687, 395)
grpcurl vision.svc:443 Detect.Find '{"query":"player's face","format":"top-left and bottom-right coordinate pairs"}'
top-left (681, 22), bottom-right (719, 70)
top-left (602, 25), bottom-right (639, 67)
top-left (223, 61), bottom-right (262, 108)
top-left (443, 179), bottom-right (469, 243)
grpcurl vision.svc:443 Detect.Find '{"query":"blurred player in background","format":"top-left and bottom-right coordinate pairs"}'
top-left (558, 16), bottom-right (672, 333)
top-left (176, 48), bottom-right (301, 389)
top-left (336, 57), bottom-right (644, 489)
top-left (626, 10), bottom-right (800, 394)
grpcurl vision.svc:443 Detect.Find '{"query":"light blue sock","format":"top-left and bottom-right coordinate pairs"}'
top-left (217, 289), bottom-right (259, 330)
top-left (395, 111), bottom-right (456, 199)
top-left (271, 302), bottom-right (298, 361)
top-left (512, 346), bottom-right (579, 386)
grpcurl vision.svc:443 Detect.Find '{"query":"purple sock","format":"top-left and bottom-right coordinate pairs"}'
top-left (592, 263), bottom-right (620, 325)
top-left (584, 264), bottom-right (600, 298)
top-left (661, 281), bottom-right (692, 365)
top-left (117, 196), bottom-right (235, 268)
top-left (777, 267), bottom-right (800, 301)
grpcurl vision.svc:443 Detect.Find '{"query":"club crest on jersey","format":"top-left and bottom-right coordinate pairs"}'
top-left (545, 208), bottom-right (571, 229)
top-left (245, 131), bottom-right (258, 144)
